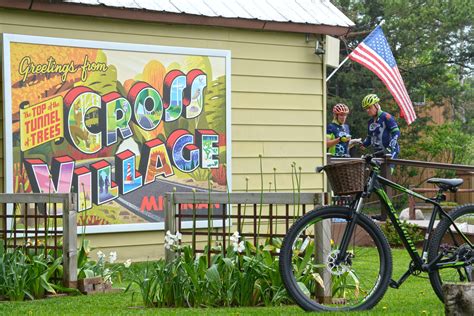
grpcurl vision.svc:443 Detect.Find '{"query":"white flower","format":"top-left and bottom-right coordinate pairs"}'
top-left (97, 250), bottom-right (105, 260)
top-left (164, 235), bottom-right (175, 250)
top-left (233, 240), bottom-right (245, 253)
top-left (108, 251), bottom-right (117, 264)
top-left (230, 231), bottom-right (240, 244)
top-left (234, 240), bottom-right (245, 253)
top-left (124, 259), bottom-right (132, 268)
top-left (164, 230), bottom-right (183, 251)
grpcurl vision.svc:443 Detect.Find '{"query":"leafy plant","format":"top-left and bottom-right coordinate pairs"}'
top-left (123, 234), bottom-right (331, 308)
top-left (381, 220), bottom-right (423, 246)
top-left (25, 252), bottom-right (62, 298)
top-left (0, 249), bottom-right (34, 301)
top-left (125, 260), bottom-right (161, 307)
top-left (0, 245), bottom-right (65, 301)
top-left (77, 240), bottom-right (130, 284)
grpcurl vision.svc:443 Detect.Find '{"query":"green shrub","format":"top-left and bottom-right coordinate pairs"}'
top-left (381, 220), bottom-right (423, 247)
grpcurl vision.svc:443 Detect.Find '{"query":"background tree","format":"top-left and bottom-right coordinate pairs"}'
top-left (329, 0), bottom-right (473, 184)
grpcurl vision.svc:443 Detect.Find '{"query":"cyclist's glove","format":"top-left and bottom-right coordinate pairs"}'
top-left (389, 138), bottom-right (398, 152)
top-left (338, 132), bottom-right (351, 143)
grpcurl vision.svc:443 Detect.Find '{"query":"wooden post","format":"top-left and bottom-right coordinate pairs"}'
top-left (315, 219), bottom-right (332, 303)
top-left (62, 193), bottom-right (77, 288)
top-left (314, 194), bottom-right (331, 302)
top-left (164, 193), bottom-right (176, 263)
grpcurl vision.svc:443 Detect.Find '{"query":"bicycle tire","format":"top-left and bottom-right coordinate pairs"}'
top-left (428, 204), bottom-right (474, 301)
top-left (279, 206), bottom-right (392, 311)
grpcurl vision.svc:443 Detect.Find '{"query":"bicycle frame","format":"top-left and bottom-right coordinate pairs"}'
top-left (345, 166), bottom-right (473, 288)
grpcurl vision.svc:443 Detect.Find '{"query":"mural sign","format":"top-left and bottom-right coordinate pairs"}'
top-left (3, 34), bottom-right (231, 233)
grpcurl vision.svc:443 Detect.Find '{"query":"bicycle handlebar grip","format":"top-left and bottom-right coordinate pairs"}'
top-left (316, 166), bottom-right (325, 173)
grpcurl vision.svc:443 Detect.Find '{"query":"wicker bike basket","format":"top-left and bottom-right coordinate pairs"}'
top-left (322, 160), bottom-right (367, 195)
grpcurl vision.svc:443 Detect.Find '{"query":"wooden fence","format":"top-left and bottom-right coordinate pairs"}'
top-left (164, 192), bottom-right (325, 257)
top-left (163, 191), bottom-right (331, 297)
top-left (0, 193), bottom-right (77, 288)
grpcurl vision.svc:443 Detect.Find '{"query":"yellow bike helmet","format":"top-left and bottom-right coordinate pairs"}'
top-left (362, 94), bottom-right (380, 109)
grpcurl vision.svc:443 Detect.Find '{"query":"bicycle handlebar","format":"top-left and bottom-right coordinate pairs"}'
top-left (363, 150), bottom-right (386, 168)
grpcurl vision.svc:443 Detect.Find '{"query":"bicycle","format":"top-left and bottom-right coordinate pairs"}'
top-left (279, 152), bottom-right (473, 311)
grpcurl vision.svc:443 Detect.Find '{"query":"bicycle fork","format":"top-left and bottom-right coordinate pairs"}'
top-left (335, 197), bottom-right (364, 264)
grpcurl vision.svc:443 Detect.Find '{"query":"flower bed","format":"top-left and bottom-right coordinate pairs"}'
top-left (124, 230), bottom-right (358, 308)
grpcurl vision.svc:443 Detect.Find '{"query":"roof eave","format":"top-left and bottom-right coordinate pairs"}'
top-left (0, 0), bottom-right (351, 36)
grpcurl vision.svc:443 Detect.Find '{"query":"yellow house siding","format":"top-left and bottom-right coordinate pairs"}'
top-left (0, 54), bottom-right (3, 191)
top-left (0, 9), bottom-right (325, 260)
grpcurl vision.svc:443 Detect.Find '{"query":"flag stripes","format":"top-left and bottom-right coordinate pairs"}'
top-left (348, 26), bottom-right (417, 124)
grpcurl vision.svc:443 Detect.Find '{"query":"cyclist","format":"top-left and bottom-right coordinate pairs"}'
top-left (360, 94), bottom-right (400, 160)
top-left (326, 103), bottom-right (353, 157)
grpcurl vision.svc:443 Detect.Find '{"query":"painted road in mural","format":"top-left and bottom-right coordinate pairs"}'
top-left (116, 178), bottom-right (219, 223)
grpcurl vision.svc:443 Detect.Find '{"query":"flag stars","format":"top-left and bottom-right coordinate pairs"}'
top-left (365, 28), bottom-right (397, 67)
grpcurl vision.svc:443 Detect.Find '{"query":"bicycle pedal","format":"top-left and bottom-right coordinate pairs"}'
top-left (389, 279), bottom-right (399, 289)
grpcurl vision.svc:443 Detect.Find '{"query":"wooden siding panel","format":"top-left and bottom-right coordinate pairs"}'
top-left (263, 141), bottom-right (324, 158)
top-left (232, 157), bottom-right (323, 174)
top-left (0, 58), bottom-right (3, 191)
top-left (233, 75), bottom-right (322, 94)
top-left (233, 92), bottom-right (323, 110)
top-left (233, 58), bottom-right (322, 79)
top-left (232, 173), bottom-right (324, 192)
top-left (233, 125), bottom-right (323, 141)
top-left (233, 141), bottom-right (323, 158)
top-left (232, 108), bottom-right (323, 126)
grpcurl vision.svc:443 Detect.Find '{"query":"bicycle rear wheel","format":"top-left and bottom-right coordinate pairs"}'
top-left (428, 204), bottom-right (474, 301)
top-left (279, 206), bottom-right (392, 311)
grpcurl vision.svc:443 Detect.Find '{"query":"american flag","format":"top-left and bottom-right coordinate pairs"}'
top-left (349, 26), bottom-right (417, 125)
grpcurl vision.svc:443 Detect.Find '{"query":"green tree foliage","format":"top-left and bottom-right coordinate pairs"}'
top-left (329, 0), bottom-right (473, 156)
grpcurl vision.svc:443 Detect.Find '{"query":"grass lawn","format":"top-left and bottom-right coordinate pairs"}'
top-left (0, 248), bottom-right (444, 315)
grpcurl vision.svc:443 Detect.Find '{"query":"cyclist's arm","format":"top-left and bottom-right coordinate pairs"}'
top-left (326, 124), bottom-right (340, 149)
top-left (362, 136), bottom-right (371, 148)
top-left (387, 114), bottom-right (400, 150)
top-left (389, 128), bottom-right (400, 143)
top-left (326, 135), bottom-right (340, 148)
top-left (385, 114), bottom-right (400, 157)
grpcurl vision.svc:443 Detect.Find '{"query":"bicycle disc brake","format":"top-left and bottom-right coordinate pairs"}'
top-left (326, 249), bottom-right (353, 276)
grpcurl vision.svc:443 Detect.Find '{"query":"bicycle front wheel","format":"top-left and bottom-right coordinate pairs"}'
top-left (428, 204), bottom-right (474, 301)
top-left (279, 206), bottom-right (392, 311)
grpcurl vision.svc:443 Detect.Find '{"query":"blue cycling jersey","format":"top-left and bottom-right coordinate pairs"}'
top-left (362, 111), bottom-right (400, 158)
top-left (327, 121), bottom-right (351, 157)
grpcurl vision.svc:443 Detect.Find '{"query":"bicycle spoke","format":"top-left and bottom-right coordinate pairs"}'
top-left (280, 207), bottom-right (392, 311)
top-left (428, 205), bottom-right (474, 301)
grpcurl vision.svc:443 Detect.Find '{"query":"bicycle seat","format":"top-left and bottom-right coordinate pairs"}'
top-left (427, 178), bottom-right (464, 192)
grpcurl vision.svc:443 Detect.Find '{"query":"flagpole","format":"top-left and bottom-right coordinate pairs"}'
top-left (326, 56), bottom-right (349, 82)
top-left (326, 20), bottom-right (385, 82)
